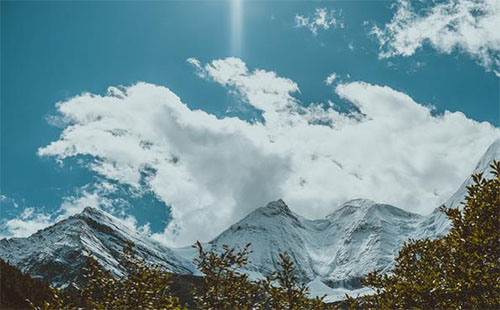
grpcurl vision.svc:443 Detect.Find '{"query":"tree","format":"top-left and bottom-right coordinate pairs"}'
top-left (192, 242), bottom-right (327, 310)
top-left (34, 241), bottom-right (184, 310)
top-left (0, 259), bottom-right (64, 310)
top-left (192, 241), bottom-right (262, 310)
top-left (344, 161), bottom-right (500, 309)
top-left (29, 287), bottom-right (76, 310)
top-left (81, 241), bottom-right (184, 310)
top-left (259, 253), bottom-right (325, 310)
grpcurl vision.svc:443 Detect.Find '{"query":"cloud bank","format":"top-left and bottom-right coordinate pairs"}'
top-left (373, 0), bottom-right (500, 76)
top-left (39, 58), bottom-right (499, 246)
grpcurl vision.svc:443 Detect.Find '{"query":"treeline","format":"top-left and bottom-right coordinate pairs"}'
top-left (1, 161), bottom-right (499, 309)
top-left (0, 259), bottom-right (54, 309)
top-left (22, 242), bottom-right (326, 310)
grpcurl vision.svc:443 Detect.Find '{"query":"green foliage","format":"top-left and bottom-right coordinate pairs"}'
top-left (29, 287), bottom-right (76, 310)
top-left (192, 241), bottom-right (262, 310)
top-left (260, 253), bottom-right (325, 310)
top-left (81, 241), bottom-right (184, 310)
top-left (192, 241), bottom-right (327, 310)
top-left (342, 160), bottom-right (500, 309)
top-left (32, 241), bottom-right (183, 310)
top-left (16, 160), bottom-right (500, 309)
top-left (29, 240), bottom-right (326, 310)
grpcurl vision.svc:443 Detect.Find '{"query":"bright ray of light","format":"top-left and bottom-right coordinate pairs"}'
top-left (230, 0), bottom-right (243, 57)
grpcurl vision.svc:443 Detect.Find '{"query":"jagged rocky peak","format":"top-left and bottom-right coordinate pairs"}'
top-left (77, 206), bottom-right (126, 227)
top-left (258, 199), bottom-right (293, 216)
top-left (80, 206), bottom-right (105, 218)
top-left (73, 206), bottom-right (134, 237)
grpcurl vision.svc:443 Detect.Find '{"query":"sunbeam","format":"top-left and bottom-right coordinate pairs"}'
top-left (230, 0), bottom-right (243, 57)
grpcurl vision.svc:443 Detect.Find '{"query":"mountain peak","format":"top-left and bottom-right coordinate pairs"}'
top-left (326, 198), bottom-right (421, 222)
top-left (326, 199), bottom-right (375, 217)
top-left (80, 206), bottom-right (105, 217)
top-left (257, 199), bottom-right (295, 218)
top-left (76, 206), bottom-right (119, 228)
top-left (265, 198), bottom-right (288, 209)
top-left (0, 206), bottom-right (194, 288)
top-left (339, 198), bottom-right (377, 209)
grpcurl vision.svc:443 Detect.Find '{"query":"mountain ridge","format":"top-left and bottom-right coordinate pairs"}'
top-left (1, 138), bottom-right (498, 299)
top-left (0, 206), bottom-right (195, 288)
top-left (208, 198), bottom-right (422, 289)
top-left (412, 137), bottom-right (500, 240)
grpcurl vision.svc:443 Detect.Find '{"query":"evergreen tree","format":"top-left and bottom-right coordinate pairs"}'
top-left (0, 259), bottom-right (60, 309)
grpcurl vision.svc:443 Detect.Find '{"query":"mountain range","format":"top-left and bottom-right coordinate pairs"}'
top-left (1, 138), bottom-right (499, 300)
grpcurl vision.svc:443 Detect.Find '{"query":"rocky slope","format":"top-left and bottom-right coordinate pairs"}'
top-left (0, 207), bottom-right (195, 288)
top-left (1, 138), bottom-right (498, 298)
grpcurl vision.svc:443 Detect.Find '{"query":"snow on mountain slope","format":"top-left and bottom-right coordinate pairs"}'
top-left (203, 136), bottom-right (500, 292)
top-left (307, 277), bottom-right (374, 303)
top-left (413, 138), bottom-right (500, 240)
top-left (208, 198), bottom-right (422, 289)
top-left (318, 199), bottom-right (422, 288)
top-left (0, 207), bottom-right (195, 287)
top-left (2, 139), bottom-right (498, 296)
top-left (210, 199), bottom-right (316, 281)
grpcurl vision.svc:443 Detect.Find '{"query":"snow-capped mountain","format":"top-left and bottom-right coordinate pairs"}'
top-left (196, 138), bottom-right (500, 292)
top-left (207, 198), bottom-right (421, 289)
top-left (1, 138), bottom-right (498, 297)
top-left (0, 207), bottom-right (195, 288)
top-left (413, 138), bottom-right (500, 240)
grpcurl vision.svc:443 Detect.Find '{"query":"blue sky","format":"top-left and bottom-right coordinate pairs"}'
top-left (1, 0), bottom-right (499, 244)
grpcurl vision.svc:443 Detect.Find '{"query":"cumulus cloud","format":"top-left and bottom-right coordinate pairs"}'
top-left (325, 73), bottom-right (338, 85)
top-left (373, 0), bottom-right (500, 76)
top-left (296, 8), bottom-right (343, 36)
top-left (39, 57), bottom-right (499, 247)
top-left (57, 186), bottom-right (115, 220)
top-left (0, 183), bottom-right (149, 238)
top-left (1, 208), bottom-right (52, 238)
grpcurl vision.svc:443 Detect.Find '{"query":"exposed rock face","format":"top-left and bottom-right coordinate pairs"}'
top-left (0, 207), bottom-right (195, 288)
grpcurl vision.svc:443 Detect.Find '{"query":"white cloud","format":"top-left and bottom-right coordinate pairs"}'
top-left (296, 8), bottom-right (343, 36)
top-left (39, 57), bottom-right (499, 247)
top-left (373, 0), bottom-right (500, 76)
top-left (58, 189), bottom-right (113, 220)
top-left (325, 73), bottom-right (338, 85)
top-left (0, 182), bottom-right (146, 239)
top-left (120, 215), bottom-right (152, 236)
top-left (2, 208), bottom-right (52, 238)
